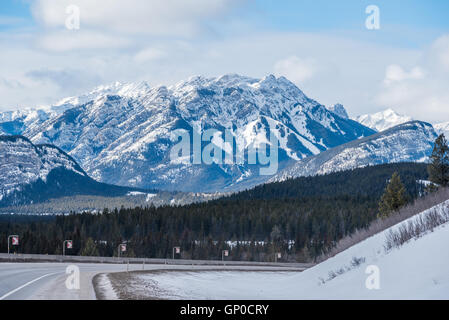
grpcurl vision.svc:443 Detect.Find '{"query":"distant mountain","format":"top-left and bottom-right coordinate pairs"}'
top-left (271, 121), bottom-right (437, 182)
top-left (327, 103), bottom-right (349, 119)
top-left (354, 108), bottom-right (413, 132)
top-left (0, 74), bottom-right (375, 192)
top-left (0, 135), bottom-right (149, 207)
top-left (0, 109), bottom-right (51, 136)
top-left (434, 121), bottom-right (449, 138)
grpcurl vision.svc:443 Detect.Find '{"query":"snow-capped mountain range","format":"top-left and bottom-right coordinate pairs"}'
top-left (271, 121), bottom-right (438, 182)
top-left (0, 74), bottom-right (375, 192)
top-left (354, 108), bottom-right (414, 132)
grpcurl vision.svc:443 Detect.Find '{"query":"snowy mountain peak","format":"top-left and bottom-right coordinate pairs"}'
top-left (55, 80), bottom-right (152, 108)
top-left (327, 104), bottom-right (349, 119)
top-left (434, 121), bottom-right (449, 138)
top-left (354, 108), bottom-right (413, 132)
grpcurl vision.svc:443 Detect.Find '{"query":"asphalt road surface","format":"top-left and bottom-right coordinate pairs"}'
top-left (0, 262), bottom-right (303, 300)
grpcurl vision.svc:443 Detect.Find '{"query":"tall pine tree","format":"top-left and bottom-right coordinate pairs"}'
top-left (378, 172), bottom-right (407, 218)
top-left (428, 134), bottom-right (449, 187)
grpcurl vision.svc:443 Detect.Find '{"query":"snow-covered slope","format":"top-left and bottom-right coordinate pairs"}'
top-left (0, 135), bottom-right (86, 202)
top-left (1, 74), bottom-right (375, 192)
top-left (434, 121), bottom-right (449, 138)
top-left (354, 108), bottom-right (413, 132)
top-left (126, 200), bottom-right (449, 299)
top-left (271, 121), bottom-right (437, 182)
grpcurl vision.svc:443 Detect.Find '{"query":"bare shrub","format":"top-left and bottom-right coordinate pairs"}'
top-left (320, 256), bottom-right (366, 284)
top-left (384, 205), bottom-right (449, 251)
top-left (350, 256), bottom-right (366, 267)
top-left (328, 270), bottom-right (337, 280)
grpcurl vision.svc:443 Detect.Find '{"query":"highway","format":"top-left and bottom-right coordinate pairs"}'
top-left (0, 262), bottom-right (306, 300)
top-left (0, 262), bottom-right (140, 300)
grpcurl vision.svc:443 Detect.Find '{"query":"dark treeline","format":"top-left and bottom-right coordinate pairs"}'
top-left (0, 163), bottom-right (428, 262)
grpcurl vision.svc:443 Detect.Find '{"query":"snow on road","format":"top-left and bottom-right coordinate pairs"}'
top-left (130, 201), bottom-right (449, 299)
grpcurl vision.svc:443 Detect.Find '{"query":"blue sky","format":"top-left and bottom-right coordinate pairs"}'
top-left (0, 0), bottom-right (448, 122)
top-left (2, 0), bottom-right (449, 45)
top-left (256, 0), bottom-right (449, 30)
top-left (252, 0), bottom-right (449, 47)
top-left (0, 0), bottom-right (32, 28)
top-left (0, 0), bottom-right (29, 16)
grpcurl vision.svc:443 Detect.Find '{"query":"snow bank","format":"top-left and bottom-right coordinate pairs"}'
top-left (96, 274), bottom-right (119, 300)
top-left (133, 200), bottom-right (449, 299)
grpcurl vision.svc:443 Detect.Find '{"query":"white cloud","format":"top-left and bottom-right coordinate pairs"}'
top-left (134, 47), bottom-right (165, 63)
top-left (36, 30), bottom-right (131, 51)
top-left (376, 35), bottom-right (449, 123)
top-left (430, 34), bottom-right (449, 71)
top-left (273, 56), bottom-right (317, 85)
top-left (383, 65), bottom-right (424, 85)
top-left (26, 68), bottom-right (101, 91)
top-left (3, 3), bottom-right (448, 125)
top-left (31, 0), bottom-right (242, 37)
top-left (0, 30), bottom-right (421, 117)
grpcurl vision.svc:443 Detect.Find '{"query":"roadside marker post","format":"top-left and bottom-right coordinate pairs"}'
top-left (275, 252), bottom-right (281, 263)
top-left (173, 246), bottom-right (181, 260)
top-left (222, 250), bottom-right (229, 263)
top-left (118, 243), bottom-right (127, 259)
top-left (7, 235), bottom-right (19, 254)
top-left (63, 240), bottom-right (73, 256)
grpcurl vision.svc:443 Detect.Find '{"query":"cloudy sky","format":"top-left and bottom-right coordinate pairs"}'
top-left (1, 0), bottom-right (448, 122)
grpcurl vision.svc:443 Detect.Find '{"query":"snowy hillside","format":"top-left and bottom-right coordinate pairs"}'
top-left (354, 108), bottom-right (413, 132)
top-left (271, 121), bottom-right (437, 182)
top-left (0, 135), bottom-right (86, 202)
top-left (0, 135), bottom-right (159, 207)
top-left (0, 74), bottom-right (375, 192)
top-left (124, 200), bottom-right (449, 299)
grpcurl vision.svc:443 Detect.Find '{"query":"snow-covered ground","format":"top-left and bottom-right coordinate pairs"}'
top-left (130, 201), bottom-right (449, 299)
top-left (95, 274), bottom-right (119, 300)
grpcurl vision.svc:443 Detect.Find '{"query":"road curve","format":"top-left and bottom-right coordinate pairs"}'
top-left (0, 262), bottom-right (304, 300)
top-left (0, 262), bottom-right (140, 300)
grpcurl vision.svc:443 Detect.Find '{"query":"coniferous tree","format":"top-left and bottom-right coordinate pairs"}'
top-left (378, 172), bottom-right (407, 218)
top-left (428, 134), bottom-right (449, 187)
top-left (80, 237), bottom-right (99, 256)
